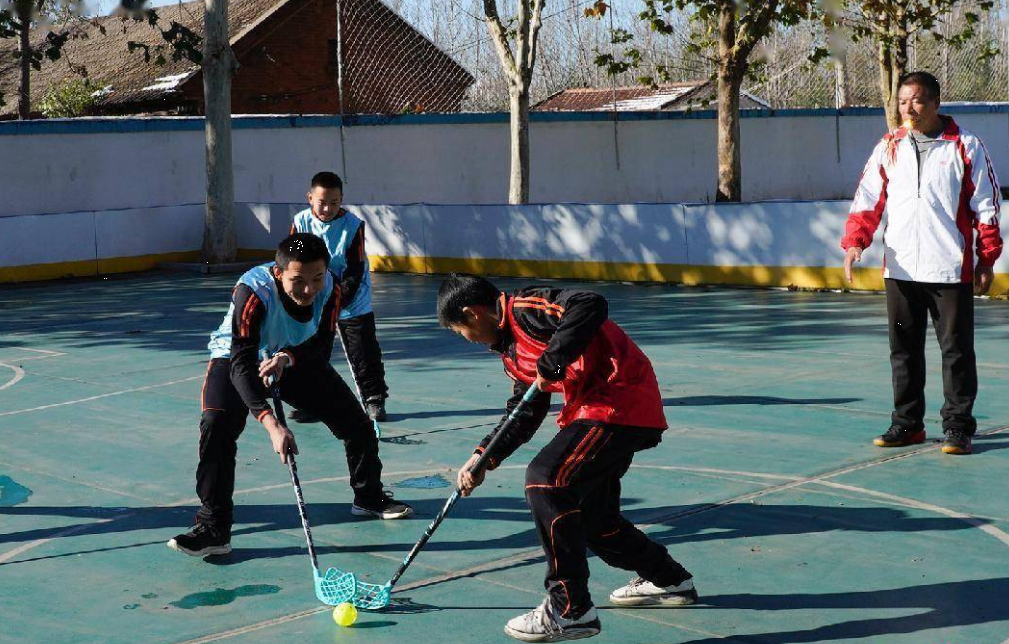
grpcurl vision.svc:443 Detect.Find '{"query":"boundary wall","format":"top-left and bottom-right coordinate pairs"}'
top-left (5, 200), bottom-right (1009, 293)
top-left (3, 105), bottom-right (1009, 291)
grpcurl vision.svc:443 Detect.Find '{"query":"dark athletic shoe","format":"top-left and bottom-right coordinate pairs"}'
top-left (941, 429), bottom-right (972, 455)
top-left (366, 399), bottom-right (387, 422)
top-left (289, 408), bottom-right (319, 424)
top-left (351, 491), bottom-right (413, 520)
top-left (167, 523), bottom-right (231, 557)
top-left (609, 576), bottom-right (698, 607)
top-left (873, 426), bottom-right (926, 447)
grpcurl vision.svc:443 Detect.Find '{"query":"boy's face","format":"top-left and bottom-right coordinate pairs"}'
top-left (448, 306), bottom-right (501, 346)
top-left (273, 259), bottom-right (328, 306)
top-left (307, 186), bottom-right (343, 223)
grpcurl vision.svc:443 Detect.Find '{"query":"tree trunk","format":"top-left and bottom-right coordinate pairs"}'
top-left (877, 13), bottom-right (908, 130)
top-left (715, 1), bottom-right (741, 203)
top-left (716, 71), bottom-right (743, 202)
top-left (835, 54), bottom-right (849, 109)
top-left (17, 13), bottom-right (30, 120)
top-left (201, 0), bottom-right (238, 264)
top-left (508, 84), bottom-right (530, 204)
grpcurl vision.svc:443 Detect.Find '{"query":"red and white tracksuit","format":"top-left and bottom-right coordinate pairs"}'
top-left (842, 115), bottom-right (1002, 282)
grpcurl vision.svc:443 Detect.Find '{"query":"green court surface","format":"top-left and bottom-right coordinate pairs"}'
top-left (3, 271), bottom-right (1009, 644)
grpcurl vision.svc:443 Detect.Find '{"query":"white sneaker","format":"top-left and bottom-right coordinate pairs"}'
top-left (504, 598), bottom-right (601, 642)
top-left (609, 576), bottom-right (698, 607)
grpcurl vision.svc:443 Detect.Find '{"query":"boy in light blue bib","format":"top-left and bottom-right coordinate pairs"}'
top-left (167, 234), bottom-right (412, 559)
top-left (291, 172), bottom-right (389, 422)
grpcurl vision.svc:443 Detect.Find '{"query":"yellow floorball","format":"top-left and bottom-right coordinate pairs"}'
top-left (332, 602), bottom-right (358, 627)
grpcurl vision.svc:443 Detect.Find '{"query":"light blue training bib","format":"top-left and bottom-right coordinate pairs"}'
top-left (292, 208), bottom-right (373, 319)
top-left (208, 263), bottom-right (334, 359)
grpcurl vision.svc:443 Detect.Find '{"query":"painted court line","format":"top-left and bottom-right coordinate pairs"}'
top-left (169, 426), bottom-right (1009, 644)
top-left (0, 348), bottom-right (67, 363)
top-left (0, 467), bottom-right (459, 566)
top-left (0, 374), bottom-right (203, 417)
top-left (0, 363), bottom-right (25, 391)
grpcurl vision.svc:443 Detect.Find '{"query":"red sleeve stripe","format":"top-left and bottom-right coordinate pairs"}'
top-left (513, 302), bottom-right (564, 318)
top-left (842, 166), bottom-right (888, 249)
top-left (239, 293), bottom-right (261, 338)
top-left (513, 296), bottom-right (565, 315)
top-left (329, 288), bottom-right (341, 331)
top-left (979, 140), bottom-right (1001, 219)
top-left (257, 409), bottom-right (272, 422)
top-left (356, 226), bottom-right (367, 261)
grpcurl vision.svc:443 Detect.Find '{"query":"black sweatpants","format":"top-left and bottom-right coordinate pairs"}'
top-left (885, 278), bottom-right (977, 435)
top-left (195, 358), bottom-right (384, 531)
top-left (337, 312), bottom-right (388, 403)
top-left (524, 421), bottom-right (691, 618)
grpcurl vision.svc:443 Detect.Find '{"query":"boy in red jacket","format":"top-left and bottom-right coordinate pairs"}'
top-left (437, 274), bottom-right (696, 643)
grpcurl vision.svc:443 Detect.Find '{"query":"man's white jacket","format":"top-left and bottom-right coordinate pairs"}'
top-left (842, 116), bottom-right (1002, 283)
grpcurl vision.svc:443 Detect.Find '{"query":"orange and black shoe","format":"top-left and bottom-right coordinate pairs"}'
top-left (873, 426), bottom-right (926, 447)
top-left (941, 429), bottom-right (972, 455)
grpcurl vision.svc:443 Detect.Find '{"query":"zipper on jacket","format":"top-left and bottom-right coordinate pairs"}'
top-left (906, 133), bottom-right (922, 275)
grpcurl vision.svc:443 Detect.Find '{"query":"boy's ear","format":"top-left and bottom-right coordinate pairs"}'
top-left (460, 306), bottom-right (479, 322)
top-left (272, 265), bottom-right (284, 280)
top-left (306, 190), bottom-right (313, 203)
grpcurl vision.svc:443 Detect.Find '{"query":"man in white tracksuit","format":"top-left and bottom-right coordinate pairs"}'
top-left (842, 71), bottom-right (1003, 456)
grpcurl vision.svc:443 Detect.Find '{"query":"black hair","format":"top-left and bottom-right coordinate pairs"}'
top-left (436, 273), bottom-right (501, 327)
top-left (311, 171), bottom-right (343, 192)
top-left (898, 71), bottom-right (941, 101)
top-left (276, 233), bottom-right (330, 270)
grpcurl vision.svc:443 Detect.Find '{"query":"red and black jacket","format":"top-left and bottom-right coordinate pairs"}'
top-left (476, 286), bottom-right (667, 465)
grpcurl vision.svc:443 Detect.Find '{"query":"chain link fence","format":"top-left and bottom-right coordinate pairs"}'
top-left (342, 0), bottom-right (1009, 114)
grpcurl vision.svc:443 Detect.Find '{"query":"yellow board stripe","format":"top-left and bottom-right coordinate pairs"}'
top-left (5, 252), bottom-right (1009, 296)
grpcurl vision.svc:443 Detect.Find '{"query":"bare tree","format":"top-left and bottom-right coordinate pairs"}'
top-left (201, 0), bottom-right (238, 263)
top-left (482, 0), bottom-right (546, 204)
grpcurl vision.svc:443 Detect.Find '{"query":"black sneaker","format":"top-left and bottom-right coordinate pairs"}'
top-left (365, 399), bottom-right (387, 422)
top-left (351, 491), bottom-right (413, 520)
top-left (941, 429), bottom-right (972, 455)
top-left (167, 523), bottom-right (231, 556)
top-left (289, 408), bottom-right (319, 424)
top-left (873, 426), bottom-right (926, 447)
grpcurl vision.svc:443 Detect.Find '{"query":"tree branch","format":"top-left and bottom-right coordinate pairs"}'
top-left (482, 0), bottom-right (518, 80)
top-left (525, 0), bottom-right (546, 79)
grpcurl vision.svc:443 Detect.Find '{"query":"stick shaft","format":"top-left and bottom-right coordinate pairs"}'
top-left (273, 385), bottom-right (321, 572)
top-left (388, 385), bottom-right (541, 588)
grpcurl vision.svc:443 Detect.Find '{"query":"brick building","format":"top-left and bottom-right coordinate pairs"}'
top-left (0, 0), bottom-right (474, 117)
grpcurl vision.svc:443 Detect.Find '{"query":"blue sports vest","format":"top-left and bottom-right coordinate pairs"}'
top-left (208, 263), bottom-right (334, 359)
top-left (292, 208), bottom-right (372, 319)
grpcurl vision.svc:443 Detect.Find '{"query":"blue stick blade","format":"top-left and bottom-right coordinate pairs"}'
top-left (352, 580), bottom-right (391, 610)
top-left (314, 567), bottom-right (357, 605)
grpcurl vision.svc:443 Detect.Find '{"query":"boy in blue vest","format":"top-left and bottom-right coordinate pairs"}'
top-left (167, 234), bottom-right (411, 558)
top-left (290, 172), bottom-right (389, 422)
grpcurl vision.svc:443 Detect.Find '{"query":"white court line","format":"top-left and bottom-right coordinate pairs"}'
top-left (0, 466), bottom-right (460, 566)
top-left (167, 445), bottom-right (1009, 644)
top-left (0, 363), bottom-right (25, 391)
top-left (13, 348), bottom-right (66, 357)
top-left (0, 375), bottom-right (203, 417)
